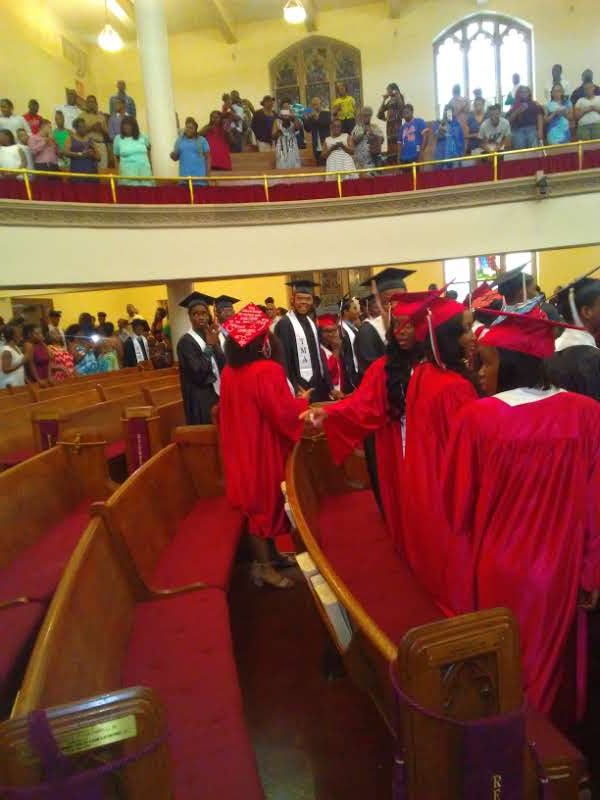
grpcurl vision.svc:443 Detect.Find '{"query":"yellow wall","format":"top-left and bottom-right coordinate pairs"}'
top-left (538, 246), bottom-right (600, 293)
top-left (2, 6), bottom-right (95, 119)
top-left (87, 0), bottom-right (598, 135)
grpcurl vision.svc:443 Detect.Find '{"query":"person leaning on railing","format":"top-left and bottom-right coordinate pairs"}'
top-left (113, 116), bottom-right (153, 187)
top-left (63, 117), bottom-right (100, 182)
top-left (322, 117), bottom-right (357, 180)
top-left (508, 86), bottom-right (544, 150)
top-left (478, 105), bottom-right (511, 155)
top-left (0, 129), bottom-right (26, 177)
top-left (574, 79), bottom-right (600, 141)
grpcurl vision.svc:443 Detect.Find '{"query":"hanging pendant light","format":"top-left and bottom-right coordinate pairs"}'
top-left (283, 0), bottom-right (307, 24)
top-left (98, 0), bottom-right (123, 52)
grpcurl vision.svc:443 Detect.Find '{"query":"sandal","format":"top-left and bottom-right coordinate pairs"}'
top-left (273, 552), bottom-right (296, 569)
top-left (250, 562), bottom-right (294, 589)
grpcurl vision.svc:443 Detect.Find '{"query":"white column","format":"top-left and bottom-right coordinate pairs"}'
top-left (135, 0), bottom-right (178, 178)
top-left (167, 280), bottom-right (194, 361)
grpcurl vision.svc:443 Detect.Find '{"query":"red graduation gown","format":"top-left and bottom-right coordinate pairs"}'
top-left (442, 389), bottom-right (600, 718)
top-left (219, 360), bottom-right (308, 539)
top-left (402, 362), bottom-right (478, 608)
top-left (323, 357), bottom-right (405, 550)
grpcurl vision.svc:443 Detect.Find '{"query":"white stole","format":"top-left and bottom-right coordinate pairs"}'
top-left (493, 387), bottom-right (564, 407)
top-left (187, 328), bottom-right (221, 396)
top-left (218, 329), bottom-right (227, 350)
top-left (132, 335), bottom-right (149, 363)
top-left (288, 311), bottom-right (323, 383)
top-left (365, 316), bottom-right (387, 344)
top-left (342, 320), bottom-right (358, 371)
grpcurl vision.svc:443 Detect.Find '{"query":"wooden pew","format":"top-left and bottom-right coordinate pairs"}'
top-left (3, 459), bottom-right (263, 798)
top-left (93, 426), bottom-right (242, 591)
top-left (31, 395), bottom-right (142, 470)
top-left (0, 388), bottom-right (101, 470)
top-left (5, 384), bottom-right (36, 399)
top-left (33, 365), bottom-right (177, 402)
top-left (286, 435), bottom-right (587, 799)
top-left (99, 373), bottom-right (178, 402)
top-left (0, 438), bottom-right (113, 716)
top-left (0, 391), bottom-right (36, 414)
top-left (141, 382), bottom-right (181, 407)
top-left (122, 400), bottom-right (185, 474)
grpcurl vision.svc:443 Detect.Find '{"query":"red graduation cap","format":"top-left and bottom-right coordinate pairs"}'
top-left (222, 303), bottom-right (271, 348)
top-left (479, 308), bottom-right (583, 359)
top-left (462, 282), bottom-right (504, 310)
top-left (317, 313), bottom-right (338, 329)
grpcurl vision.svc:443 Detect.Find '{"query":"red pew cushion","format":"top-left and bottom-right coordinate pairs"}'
top-left (123, 589), bottom-right (263, 800)
top-left (150, 497), bottom-right (243, 591)
top-left (105, 440), bottom-right (126, 460)
top-left (0, 602), bottom-right (46, 714)
top-left (0, 501), bottom-right (89, 603)
top-left (318, 491), bottom-right (442, 644)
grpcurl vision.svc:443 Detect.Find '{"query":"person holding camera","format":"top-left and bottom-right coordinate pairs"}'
top-left (351, 106), bottom-right (384, 172)
top-left (271, 99), bottom-right (302, 169)
top-left (322, 117), bottom-right (357, 180)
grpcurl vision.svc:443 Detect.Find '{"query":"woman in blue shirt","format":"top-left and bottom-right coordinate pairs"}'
top-left (170, 117), bottom-right (211, 186)
top-left (545, 84), bottom-right (572, 145)
top-left (432, 105), bottom-right (465, 168)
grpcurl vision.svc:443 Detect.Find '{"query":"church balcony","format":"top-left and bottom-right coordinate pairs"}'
top-left (2, 141), bottom-right (600, 288)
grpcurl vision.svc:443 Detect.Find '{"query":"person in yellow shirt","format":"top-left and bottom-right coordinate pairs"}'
top-left (332, 82), bottom-right (356, 134)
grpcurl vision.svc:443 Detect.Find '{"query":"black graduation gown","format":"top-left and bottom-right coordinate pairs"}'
top-left (123, 336), bottom-right (149, 367)
top-left (546, 345), bottom-right (600, 401)
top-left (356, 320), bottom-right (386, 376)
top-left (275, 314), bottom-right (331, 402)
top-left (176, 333), bottom-right (225, 424)
top-left (340, 323), bottom-right (361, 393)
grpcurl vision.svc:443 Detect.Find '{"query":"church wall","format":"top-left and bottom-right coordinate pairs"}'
top-left (2, 5), bottom-right (96, 118)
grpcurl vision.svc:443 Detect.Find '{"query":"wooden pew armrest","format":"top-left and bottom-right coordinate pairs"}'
top-left (146, 581), bottom-right (212, 599)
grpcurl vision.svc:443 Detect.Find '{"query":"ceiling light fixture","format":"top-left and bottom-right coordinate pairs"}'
top-left (283, 0), bottom-right (307, 24)
top-left (98, 0), bottom-right (123, 52)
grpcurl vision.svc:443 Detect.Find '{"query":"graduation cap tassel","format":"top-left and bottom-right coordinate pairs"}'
top-left (522, 272), bottom-right (528, 304)
top-left (427, 309), bottom-right (445, 371)
top-left (568, 287), bottom-right (584, 329)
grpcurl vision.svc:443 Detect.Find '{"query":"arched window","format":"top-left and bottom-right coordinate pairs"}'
top-left (433, 14), bottom-right (533, 117)
top-left (270, 36), bottom-right (363, 110)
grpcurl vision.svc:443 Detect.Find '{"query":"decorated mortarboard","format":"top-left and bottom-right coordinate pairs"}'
top-left (178, 291), bottom-right (214, 309)
top-left (222, 303), bottom-right (271, 348)
top-left (286, 278), bottom-right (319, 294)
top-left (463, 282), bottom-right (505, 312)
top-left (360, 267), bottom-right (416, 292)
top-left (479, 306), bottom-right (584, 359)
top-left (316, 307), bottom-right (340, 329)
top-left (214, 295), bottom-right (239, 310)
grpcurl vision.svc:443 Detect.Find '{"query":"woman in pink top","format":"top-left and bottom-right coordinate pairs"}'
top-left (200, 111), bottom-right (233, 171)
top-left (22, 324), bottom-right (50, 383)
top-left (28, 119), bottom-right (59, 174)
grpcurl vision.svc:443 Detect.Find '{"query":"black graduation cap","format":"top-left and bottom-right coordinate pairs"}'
top-left (550, 265), bottom-right (600, 303)
top-left (493, 264), bottom-right (532, 296)
top-left (178, 291), bottom-right (214, 309)
top-left (49, 309), bottom-right (62, 317)
top-left (286, 278), bottom-right (320, 294)
top-left (360, 267), bottom-right (416, 292)
top-left (214, 295), bottom-right (239, 310)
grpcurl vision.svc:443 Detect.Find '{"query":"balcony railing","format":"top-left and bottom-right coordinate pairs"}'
top-left (1, 139), bottom-right (599, 206)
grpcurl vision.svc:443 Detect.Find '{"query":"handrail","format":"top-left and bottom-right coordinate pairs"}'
top-left (1, 138), bottom-right (598, 206)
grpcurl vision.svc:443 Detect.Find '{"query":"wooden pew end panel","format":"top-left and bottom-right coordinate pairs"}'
top-left (0, 687), bottom-right (173, 799)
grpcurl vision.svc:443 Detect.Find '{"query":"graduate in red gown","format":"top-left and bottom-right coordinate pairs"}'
top-left (219, 304), bottom-right (309, 589)
top-left (316, 311), bottom-right (344, 397)
top-left (402, 297), bottom-right (479, 609)
top-left (304, 292), bottom-right (434, 551)
top-left (442, 307), bottom-right (600, 721)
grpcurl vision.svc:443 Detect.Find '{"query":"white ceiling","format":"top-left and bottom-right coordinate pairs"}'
top-left (46, 0), bottom-right (380, 44)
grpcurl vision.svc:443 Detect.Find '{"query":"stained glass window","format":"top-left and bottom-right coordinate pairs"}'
top-left (271, 36), bottom-right (363, 111)
top-left (444, 252), bottom-right (536, 297)
top-left (434, 14), bottom-right (533, 117)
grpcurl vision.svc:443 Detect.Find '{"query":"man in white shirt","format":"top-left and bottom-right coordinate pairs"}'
top-left (47, 310), bottom-right (66, 348)
top-left (54, 89), bottom-right (82, 132)
top-left (0, 98), bottom-right (31, 137)
top-left (479, 105), bottom-right (511, 152)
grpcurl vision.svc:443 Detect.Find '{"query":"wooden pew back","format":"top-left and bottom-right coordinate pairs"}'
top-left (95, 440), bottom-right (198, 584)
top-left (13, 516), bottom-right (141, 712)
top-left (33, 367), bottom-right (143, 401)
top-left (142, 383), bottom-right (181, 407)
top-left (49, 396), bottom-right (141, 450)
top-left (0, 389), bottom-right (101, 467)
top-left (0, 391), bottom-right (38, 414)
top-left (1, 687), bottom-right (172, 800)
top-left (0, 440), bottom-right (111, 571)
top-left (122, 400), bottom-right (186, 474)
top-left (99, 374), bottom-right (178, 402)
